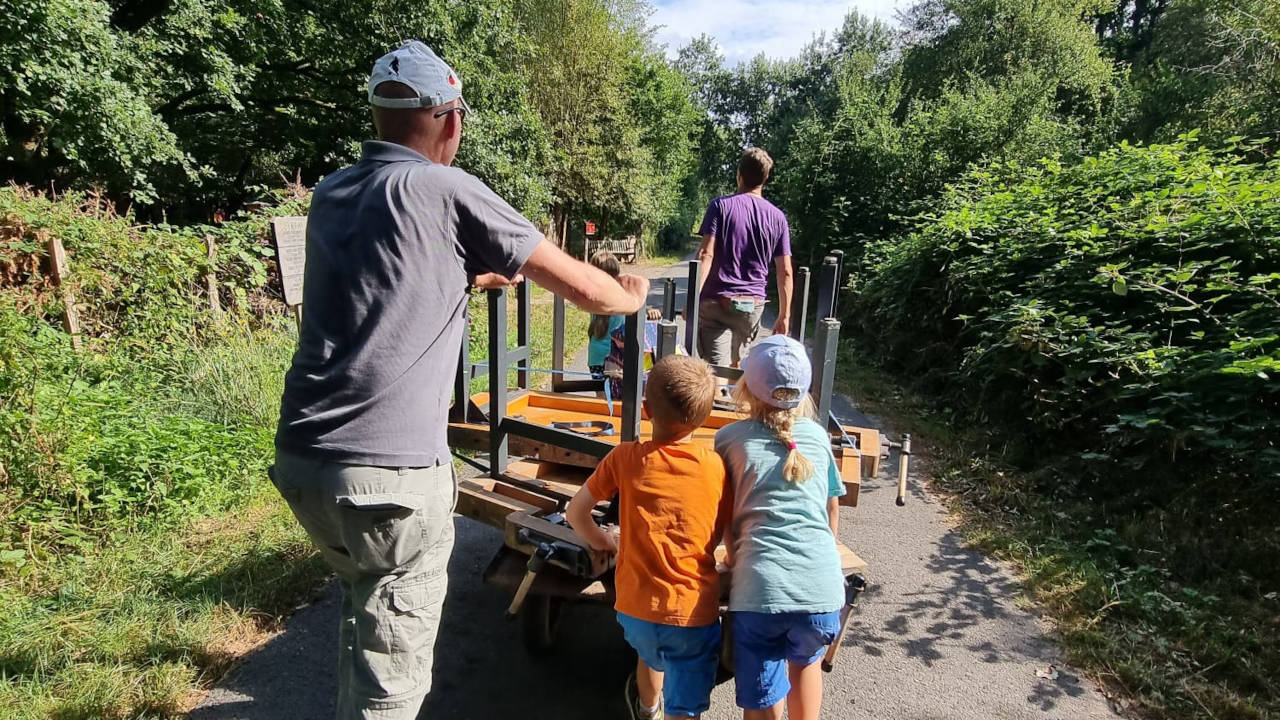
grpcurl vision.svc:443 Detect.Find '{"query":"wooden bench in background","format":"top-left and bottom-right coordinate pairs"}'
top-left (590, 235), bottom-right (638, 263)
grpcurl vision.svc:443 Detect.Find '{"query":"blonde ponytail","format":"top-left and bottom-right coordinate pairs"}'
top-left (731, 383), bottom-right (816, 483)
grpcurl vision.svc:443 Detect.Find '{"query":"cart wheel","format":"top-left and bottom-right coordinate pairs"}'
top-left (520, 593), bottom-right (563, 656)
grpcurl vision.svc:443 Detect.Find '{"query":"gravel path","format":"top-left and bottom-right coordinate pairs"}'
top-left (191, 257), bottom-right (1120, 720)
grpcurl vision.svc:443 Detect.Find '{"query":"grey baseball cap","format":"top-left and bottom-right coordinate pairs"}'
top-left (368, 40), bottom-right (471, 113)
top-left (742, 335), bottom-right (812, 409)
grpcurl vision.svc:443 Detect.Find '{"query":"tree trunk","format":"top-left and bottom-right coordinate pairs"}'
top-left (549, 203), bottom-right (568, 249)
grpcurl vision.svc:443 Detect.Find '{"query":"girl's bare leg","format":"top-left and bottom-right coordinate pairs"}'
top-left (786, 660), bottom-right (824, 720)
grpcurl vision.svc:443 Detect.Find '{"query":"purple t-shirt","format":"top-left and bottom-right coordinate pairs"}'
top-left (698, 193), bottom-right (791, 300)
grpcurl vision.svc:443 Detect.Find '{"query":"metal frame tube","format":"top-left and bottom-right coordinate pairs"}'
top-left (685, 259), bottom-right (700, 357)
top-left (662, 277), bottom-right (676, 320)
top-left (551, 294), bottom-right (566, 391)
top-left (451, 308), bottom-right (470, 423)
top-left (829, 249), bottom-right (844, 317)
top-left (810, 317), bottom-right (840, 428)
top-left (789, 266), bottom-right (810, 341)
top-left (516, 280), bottom-right (531, 390)
top-left (488, 288), bottom-right (509, 477)
top-left (621, 312), bottom-right (644, 442)
top-left (815, 255), bottom-right (839, 321)
top-left (656, 320), bottom-right (678, 360)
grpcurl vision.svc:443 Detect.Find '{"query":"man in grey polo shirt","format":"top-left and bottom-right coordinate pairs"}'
top-left (271, 41), bottom-right (648, 719)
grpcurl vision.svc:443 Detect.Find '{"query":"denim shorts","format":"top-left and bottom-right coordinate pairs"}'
top-left (616, 612), bottom-right (721, 717)
top-left (730, 610), bottom-right (841, 710)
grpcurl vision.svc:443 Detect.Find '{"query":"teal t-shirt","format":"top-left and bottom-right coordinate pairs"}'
top-left (587, 314), bottom-right (625, 367)
top-left (714, 417), bottom-right (846, 614)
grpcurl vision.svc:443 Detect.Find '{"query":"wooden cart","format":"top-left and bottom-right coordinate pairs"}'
top-left (446, 254), bottom-right (908, 662)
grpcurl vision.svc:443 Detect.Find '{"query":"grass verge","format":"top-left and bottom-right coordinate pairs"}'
top-left (0, 476), bottom-right (329, 720)
top-left (0, 323), bottom-right (332, 719)
top-left (835, 341), bottom-right (1280, 720)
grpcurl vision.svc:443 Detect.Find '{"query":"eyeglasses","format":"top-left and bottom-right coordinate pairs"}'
top-left (433, 106), bottom-right (468, 122)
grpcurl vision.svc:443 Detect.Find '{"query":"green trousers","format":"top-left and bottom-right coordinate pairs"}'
top-left (272, 449), bottom-right (456, 719)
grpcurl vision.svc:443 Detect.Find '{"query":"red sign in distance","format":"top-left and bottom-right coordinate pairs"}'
top-left (585, 221), bottom-right (597, 235)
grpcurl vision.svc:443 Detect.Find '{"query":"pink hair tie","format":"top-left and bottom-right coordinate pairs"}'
top-left (786, 441), bottom-right (797, 450)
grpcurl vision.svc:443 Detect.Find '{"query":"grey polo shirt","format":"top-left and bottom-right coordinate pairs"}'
top-left (275, 141), bottom-right (542, 467)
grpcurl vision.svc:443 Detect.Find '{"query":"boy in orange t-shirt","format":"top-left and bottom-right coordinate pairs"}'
top-left (567, 355), bottom-right (728, 720)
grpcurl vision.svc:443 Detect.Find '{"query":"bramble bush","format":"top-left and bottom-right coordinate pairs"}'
top-left (854, 136), bottom-right (1279, 494)
top-left (848, 136), bottom-right (1280, 718)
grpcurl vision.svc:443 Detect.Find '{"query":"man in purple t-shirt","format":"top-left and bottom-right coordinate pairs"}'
top-left (695, 147), bottom-right (794, 368)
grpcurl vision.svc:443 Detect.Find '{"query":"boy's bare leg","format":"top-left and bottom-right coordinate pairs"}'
top-left (786, 660), bottom-right (824, 720)
top-left (743, 704), bottom-right (783, 720)
top-left (637, 657), bottom-right (664, 710)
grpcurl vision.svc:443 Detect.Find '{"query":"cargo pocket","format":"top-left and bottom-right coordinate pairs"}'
top-left (336, 492), bottom-right (429, 573)
top-left (388, 570), bottom-right (446, 679)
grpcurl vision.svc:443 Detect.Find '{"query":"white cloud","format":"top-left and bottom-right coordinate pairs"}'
top-left (651, 0), bottom-right (907, 65)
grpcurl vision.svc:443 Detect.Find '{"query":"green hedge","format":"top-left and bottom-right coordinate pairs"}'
top-left (853, 137), bottom-right (1279, 491)
top-left (0, 187), bottom-right (304, 556)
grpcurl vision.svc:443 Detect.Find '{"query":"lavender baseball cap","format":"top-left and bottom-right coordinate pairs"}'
top-left (741, 335), bottom-right (811, 409)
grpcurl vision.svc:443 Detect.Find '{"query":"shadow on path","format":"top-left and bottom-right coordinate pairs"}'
top-left (190, 519), bottom-right (634, 720)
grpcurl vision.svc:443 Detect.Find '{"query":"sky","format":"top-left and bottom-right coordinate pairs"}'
top-left (650, 0), bottom-right (906, 65)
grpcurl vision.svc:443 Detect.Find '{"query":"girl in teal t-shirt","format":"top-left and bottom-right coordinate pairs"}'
top-left (715, 334), bottom-right (846, 720)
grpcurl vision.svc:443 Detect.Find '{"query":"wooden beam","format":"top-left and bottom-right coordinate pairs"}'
top-left (837, 446), bottom-right (861, 507)
top-left (455, 479), bottom-right (537, 530)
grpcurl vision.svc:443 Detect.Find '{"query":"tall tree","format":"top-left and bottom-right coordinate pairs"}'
top-left (0, 0), bottom-right (554, 219)
top-left (517, 0), bottom-right (699, 251)
top-left (1126, 0), bottom-right (1280, 147)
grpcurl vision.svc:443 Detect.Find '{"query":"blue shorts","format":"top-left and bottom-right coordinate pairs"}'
top-left (730, 610), bottom-right (841, 710)
top-left (616, 612), bottom-right (721, 717)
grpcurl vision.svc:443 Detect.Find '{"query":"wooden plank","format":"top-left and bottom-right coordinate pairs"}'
top-left (838, 545), bottom-right (870, 575)
top-left (836, 446), bottom-right (861, 507)
top-left (489, 480), bottom-right (559, 513)
top-left (507, 459), bottom-right (592, 486)
top-left (524, 391), bottom-right (741, 429)
top-left (451, 391), bottom-right (883, 481)
top-left (847, 426), bottom-right (881, 477)
top-left (499, 470), bottom-right (578, 504)
top-left (714, 542), bottom-right (868, 582)
top-left (449, 423), bottom-right (603, 470)
top-left (455, 479), bottom-right (536, 530)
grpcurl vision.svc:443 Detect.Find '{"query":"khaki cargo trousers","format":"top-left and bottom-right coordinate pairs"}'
top-left (698, 297), bottom-right (765, 366)
top-left (271, 449), bottom-right (457, 720)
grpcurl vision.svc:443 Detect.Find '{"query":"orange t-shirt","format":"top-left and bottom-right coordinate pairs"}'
top-left (586, 440), bottom-right (729, 627)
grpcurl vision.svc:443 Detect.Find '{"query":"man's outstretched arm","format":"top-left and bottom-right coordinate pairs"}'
top-left (773, 255), bottom-right (794, 336)
top-left (519, 239), bottom-right (648, 315)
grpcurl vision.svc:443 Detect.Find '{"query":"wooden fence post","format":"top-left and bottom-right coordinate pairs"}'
top-left (204, 234), bottom-right (222, 320)
top-left (42, 231), bottom-right (81, 350)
